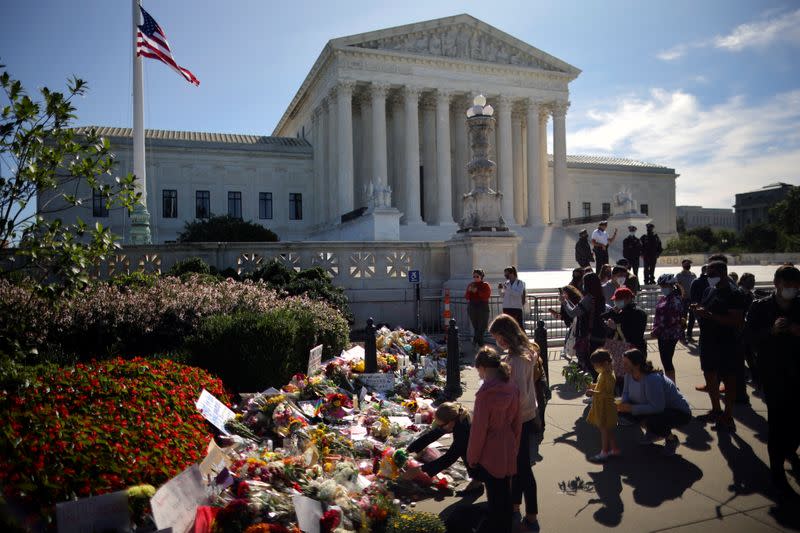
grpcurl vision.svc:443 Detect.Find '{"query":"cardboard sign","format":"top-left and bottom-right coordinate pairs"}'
top-left (150, 464), bottom-right (207, 533)
top-left (199, 439), bottom-right (229, 479)
top-left (292, 494), bottom-right (323, 533)
top-left (340, 345), bottom-right (365, 362)
top-left (56, 490), bottom-right (130, 533)
top-left (356, 372), bottom-right (395, 392)
top-left (195, 389), bottom-right (235, 435)
top-left (308, 344), bottom-right (323, 376)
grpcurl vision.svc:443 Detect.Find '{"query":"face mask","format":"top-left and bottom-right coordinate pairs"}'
top-left (661, 288), bottom-right (672, 296)
top-left (707, 277), bottom-right (721, 288)
top-left (614, 300), bottom-right (625, 309)
top-left (615, 276), bottom-right (626, 285)
top-left (683, 265), bottom-right (691, 270)
top-left (630, 230), bottom-right (636, 235)
top-left (781, 288), bottom-right (798, 300)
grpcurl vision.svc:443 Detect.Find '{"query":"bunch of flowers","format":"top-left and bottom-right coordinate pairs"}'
top-left (319, 393), bottom-right (352, 420)
top-left (385, 511), bottom-right (446, 533)
top-left (308, 425), bottom-right (353, 457)
top-left (0, 357), bottom-right (228, 524)
top-left (324, 359), bottom-right (353, 390)
top-left (409, 338), bottom-right (431, 357)
top-left (359, 488), bottom-right (398, 527)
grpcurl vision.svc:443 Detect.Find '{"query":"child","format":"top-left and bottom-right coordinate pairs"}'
top-left (467, 347), bottom-right (521, 533)
top-left (586, 349), bottom-right (620, 462)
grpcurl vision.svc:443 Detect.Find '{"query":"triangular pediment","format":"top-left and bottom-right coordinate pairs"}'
top-left (331, 14), bottom-right (580, 76)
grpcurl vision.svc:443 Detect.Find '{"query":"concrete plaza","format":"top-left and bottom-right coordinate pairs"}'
top-left (415, 339), bottom-right (800, 532)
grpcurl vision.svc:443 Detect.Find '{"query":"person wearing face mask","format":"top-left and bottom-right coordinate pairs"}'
top-left (622, 225), bottom-right (643, 278)
top-left (499, 266), bottom-right (526, 329)
top-left (640, 223), bottom-right (662, 285)
top-left (737, 273), bottom-right (759, 394)
top-left (676, 259), bottom-right (697, 342)
top-left (616, 258), bottom-right (641, 294)
top-left (603, 265), bottom-right (632, 303)
top-left (603, 287), bottom-right (648, 355)
top-left (466, 269), bottom-right (492, 348)
top-left (745, 265), bottom-right (800, 499)
top-left (591, 221), bottom-right (617, 275)
top-left (652, 274), bottom-right (685, 385)
top-left (691, 260), bottom-right (746, 432)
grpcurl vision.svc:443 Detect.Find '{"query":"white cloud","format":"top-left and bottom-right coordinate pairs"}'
top-left (714, 8), bottom-right (800, 51)
top-left (567, 89), bottom-right (800, 208)
top-left (656, 8), bottom-right (800, 60)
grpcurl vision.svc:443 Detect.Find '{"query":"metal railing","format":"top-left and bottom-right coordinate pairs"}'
top-left (418, 283), bottom-right (775, 343)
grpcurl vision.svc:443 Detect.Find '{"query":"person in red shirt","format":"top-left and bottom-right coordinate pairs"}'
top-left (466, 269), bottom-right (492, 347)
top-left (468, 347), bottom-right (522, 533)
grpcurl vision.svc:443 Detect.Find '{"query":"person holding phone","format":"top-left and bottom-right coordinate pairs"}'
top-left (499, 266), bottom-right (526, 329)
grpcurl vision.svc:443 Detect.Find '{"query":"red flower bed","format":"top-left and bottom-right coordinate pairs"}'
top-left (0, 357), bottom-right (229, 524)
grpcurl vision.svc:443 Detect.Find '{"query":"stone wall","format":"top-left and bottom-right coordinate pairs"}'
top-left (658, 253), bottom-right (799, 266)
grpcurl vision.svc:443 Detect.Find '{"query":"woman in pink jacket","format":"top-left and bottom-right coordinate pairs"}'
top-left (490, 314), bottom-right (541, 532)
top-left (468, 347), bottom-right (522, 533)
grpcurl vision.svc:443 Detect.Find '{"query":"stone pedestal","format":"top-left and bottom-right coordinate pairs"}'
top-left (444, 231), bottom-right (521, 290)
top-left (338, 207), bottom-right (402, 241)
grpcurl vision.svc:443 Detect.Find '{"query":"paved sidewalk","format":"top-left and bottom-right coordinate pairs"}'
top-left (415, 340), bottom-right (800, 532)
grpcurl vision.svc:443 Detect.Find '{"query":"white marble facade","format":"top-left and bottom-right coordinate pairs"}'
top-left (44, 14), bottom-right (679, 256)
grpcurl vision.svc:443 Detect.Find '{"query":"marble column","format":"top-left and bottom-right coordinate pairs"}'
top-left (336, 80), bottom-right (355, 215)
top-left (421, 96), bottom-right (437, 222)
top-left (324, 95), bottom-right (337, 222)
top-left (390, 94), bottom-right (405, 216)
top-left (403, 86), bottom-right (422, 224)
top-left (311, 107), bottom-right (323, 225)
top-left (370, 83), bottom-right (390, 202)
top-left (497, 96), bottom-right (515, 225)
top-left (539, 108), bottom-right (552, 224)
top-left (452, 95), bottom-right (469, 222)
top-left (435, 89), bottom-right (455, 225)
top-left (512, 111), bottom-right (525, 225)
top-left (552, 101), bottom-right (569, 221)
top-left (525, 99), bottom-right (542, 226)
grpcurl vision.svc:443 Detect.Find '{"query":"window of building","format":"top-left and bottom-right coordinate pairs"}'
top-left (602, 202), bottom-right (611, 216)
top-left (92, 189), bottom-right (109, 218)
top-left (582, 202), bottom-right (591, 218)
top-left (259, 192), bottom-right (273, 220)
top-left (162, 189), bottom-right (177, 218)
top-left (289, 193), bottom-right (303, 220)
top-left (228, 191), bottom-right (242, 219)
top-left (196, 190), bottom-right (210, 219)
top-left (640, 203), bottom-right (649, 215)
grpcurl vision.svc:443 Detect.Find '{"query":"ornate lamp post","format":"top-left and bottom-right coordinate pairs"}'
top-left (459, 95), bottom-right (508, 232)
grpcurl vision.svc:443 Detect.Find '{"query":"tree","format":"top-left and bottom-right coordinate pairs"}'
top-left (740, 223), bottom-right (779, 253)
top-left (770, 186), bottom-right (800, 236)
top-left (0, 64), bottom-right (138, 294)
top-left (178, 215), bottom-right (279, 242)
top-left (676, 217), bottom-right (686, 234)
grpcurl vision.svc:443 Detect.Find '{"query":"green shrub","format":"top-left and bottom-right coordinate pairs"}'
top-left (386, 511), bottom-right (446, 533)
top-left (109, 271), bottom-right (160, 289)
top-left (178, 215), bottom-right (279, 243)
top-left (0, 357), bottom-right (228, 527)
top-left (166, 256), bottom-right (211, 277)
top-left (248, 260), bottom-right (353, 323)
top-left (186, 303), bottom-right (348, 391)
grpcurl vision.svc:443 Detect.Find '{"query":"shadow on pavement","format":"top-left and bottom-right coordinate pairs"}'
top-left (715, 431), bottom-right (800, 530)
top-left (554, 414), bottom-right (704, 527)
top-left (730, 404), bottom-right (769, 444)
top-left (551, 383), bottom-right (584, 401)
top-left (676, 416), bottom-right (713, 451)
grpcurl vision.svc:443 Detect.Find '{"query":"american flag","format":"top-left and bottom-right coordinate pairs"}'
top-left (136, 6), bottom-right (199, 86)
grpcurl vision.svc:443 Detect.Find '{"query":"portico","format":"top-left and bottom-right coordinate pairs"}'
top-left (273, 14), bottom-right (581, 236)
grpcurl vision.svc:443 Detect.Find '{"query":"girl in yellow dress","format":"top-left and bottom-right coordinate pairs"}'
top-left (586, 349), bottom-right (620, 462)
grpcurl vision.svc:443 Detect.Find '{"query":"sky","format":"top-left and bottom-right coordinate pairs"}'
top-left (1, 0), bottom-right (799, 209)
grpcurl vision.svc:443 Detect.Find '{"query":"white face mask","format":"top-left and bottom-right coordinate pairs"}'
top-left (614, 300), bottom-right (625, 308)
top-left (661, 288), bottom-right (672, 296)
top-left (615, 276), bottom-right (627, 286)
top-left (707, 277), bottom-right (721, 288)
top-left (630, 230), bottom-right (636, 235)
top-left (781, 287), bottom-right (798, 300)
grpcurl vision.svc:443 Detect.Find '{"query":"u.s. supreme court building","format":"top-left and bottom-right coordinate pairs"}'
top-left (54, 14), bottom-right (678, 273)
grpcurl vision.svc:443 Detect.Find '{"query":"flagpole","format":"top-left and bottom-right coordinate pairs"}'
top-left (129, 0), bottom-right (152, 245)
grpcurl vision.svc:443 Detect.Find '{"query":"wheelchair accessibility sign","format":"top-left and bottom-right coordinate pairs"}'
top-left (408, 270), bottom-right (421, 284)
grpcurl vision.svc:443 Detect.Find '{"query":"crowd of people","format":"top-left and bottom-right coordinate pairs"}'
top-left (445, 223), bottom-right (799, 531)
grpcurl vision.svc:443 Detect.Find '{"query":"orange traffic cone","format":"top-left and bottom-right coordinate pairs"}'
top-left (443, 289), bottom-right (451, 331)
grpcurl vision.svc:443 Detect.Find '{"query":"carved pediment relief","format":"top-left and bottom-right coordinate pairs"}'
top-left (347, 23), bottom-right (563, 72)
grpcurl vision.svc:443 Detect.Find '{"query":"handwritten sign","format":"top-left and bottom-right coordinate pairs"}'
top-left (308, 344), bottom-right (323, 376)
top-left (356, 372), bottom-right (396, 392)
top-left (56, 490), bottom-right (130, 533)
top-left (195, 389), bottom-right (235, 435)
top-left (199, 439), bottom-right (229, 479)
top-left (292, 494), bottom-right (323, 533)
top-left (150, 464), bottom-right (206, 533)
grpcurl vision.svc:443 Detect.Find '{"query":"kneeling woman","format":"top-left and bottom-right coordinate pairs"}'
top-left (401, 402), bottom-right (482, 493)
top-left (468, 347), bottom-right (522, 533)
top-left (617, 349), bottom-right (691, 456)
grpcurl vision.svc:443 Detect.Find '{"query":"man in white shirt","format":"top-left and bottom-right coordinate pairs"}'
top-left (591, 220), bottom-right (617, 275)
top-left (498, 265), bottom-right (526, 329)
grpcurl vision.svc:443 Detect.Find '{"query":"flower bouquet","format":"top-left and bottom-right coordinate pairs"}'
top-left (318, 393), bottom-right (352, 421)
